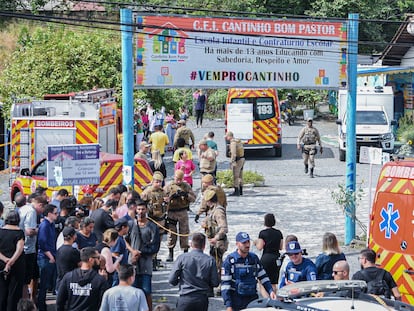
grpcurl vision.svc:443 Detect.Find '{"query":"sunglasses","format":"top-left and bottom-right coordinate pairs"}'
top-left (332, 271), bottom-right (343, 275)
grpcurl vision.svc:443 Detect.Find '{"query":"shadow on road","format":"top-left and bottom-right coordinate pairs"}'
top-left (244, 144), bottom-right (336, 160)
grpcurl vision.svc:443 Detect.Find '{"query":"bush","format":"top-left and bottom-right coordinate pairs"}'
top-left (396, 114), bottom-right (414, 143)
top-left (216, 170), bottom-right (265, 188)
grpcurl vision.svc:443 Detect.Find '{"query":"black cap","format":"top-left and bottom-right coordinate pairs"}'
top-left (105, 199), bottom-right (118, 208)
top-left (114, 218), bottom-right (128, 229)
top-left (62, 227), bottom-right (76, 238)
top-left (35, 186), bottom-right (48, 193)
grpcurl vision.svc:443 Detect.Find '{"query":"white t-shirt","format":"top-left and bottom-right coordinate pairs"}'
top-left (99, 285), bottom-right (148, 311)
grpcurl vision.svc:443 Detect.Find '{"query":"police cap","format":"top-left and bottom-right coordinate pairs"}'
top-left (201, 174), bottom-right (214, 183)
top-left (175, 170), bottom-right (184, 179)
top-left (152, 171), bottom-right (164, 181)
top-left (203, 189), bottom-right (216, 201)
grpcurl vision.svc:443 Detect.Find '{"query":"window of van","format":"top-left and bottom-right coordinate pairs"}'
top-left (230, 97), bottom-right (275, 121)
top-left (256, 98), bottom-right (275, 120)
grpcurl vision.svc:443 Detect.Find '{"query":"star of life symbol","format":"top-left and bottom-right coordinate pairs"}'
top-left (379, 202), bottom-right (400, 239)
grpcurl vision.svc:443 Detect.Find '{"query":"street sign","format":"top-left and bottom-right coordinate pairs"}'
top-left (359, 146), bottom-right (382, 165)
top-left (123, 165), bottom-right (132, 185)
top-left (46, 144), bottom-right (100, 187)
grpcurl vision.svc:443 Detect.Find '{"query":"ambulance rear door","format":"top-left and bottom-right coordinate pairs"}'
top-left (227, 101), bottom-right (254, 141)
top-left (371, 190), bottom-right (414, 303)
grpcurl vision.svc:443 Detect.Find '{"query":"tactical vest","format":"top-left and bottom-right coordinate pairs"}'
top-left (205, 206), bottom-right (225, 238)
top-left (302, 128), bottom-right (317, 145)
top-left (168, 183), bottom-right (191, 210)
top-left (233, 139), bottom-right (244, 157)
top-left (229, 254), bottom-right (259, 296)
top-left (147, 189), bottom-right (166, 219)
top-left (178, 127), bottom-right (192, 145)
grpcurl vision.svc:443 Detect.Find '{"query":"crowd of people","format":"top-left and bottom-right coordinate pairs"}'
top-left (0, 102), bottom-right (404, 311)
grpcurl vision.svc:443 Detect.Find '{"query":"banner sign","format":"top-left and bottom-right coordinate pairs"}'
top-left (47, 144), bottom-right (100, 187)
top-left (136, 15), bottom-right (347, 88)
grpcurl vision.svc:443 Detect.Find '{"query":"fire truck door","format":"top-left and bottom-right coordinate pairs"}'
top-left (35, 129), bottom-right (75, 164)
top-left (99, 124), bottom-right (116, 154)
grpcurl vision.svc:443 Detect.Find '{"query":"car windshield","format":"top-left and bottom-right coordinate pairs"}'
top-left (356, 111), bottom-right (387, 125)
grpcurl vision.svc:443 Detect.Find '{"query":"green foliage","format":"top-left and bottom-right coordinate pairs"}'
top-left (135, 88), bottom-right (227, 117)
top-left (216, 169), bottom-right (264, 188)
top-left (331, 183), bottom-right (366, 235)
top-left (0, 0), bottom-right (48, 10)
top-left (306, 0), bottom-right (404, 54)
top-left (0, 25), bottom-right (122, 114)
top-left (205, 89), bottom-right (227, 113)
top-left (296, 90), bottom-right (327, 110)
top-left (396, 114), bottom-right (414, 143)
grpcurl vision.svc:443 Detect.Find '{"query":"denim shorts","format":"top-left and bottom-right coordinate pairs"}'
top-left (133, 274), bottom-right (152, 295)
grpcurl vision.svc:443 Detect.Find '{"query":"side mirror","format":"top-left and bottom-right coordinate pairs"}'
top-left (391, 120), bottom-right (397, 126)
top-left (336, 119), bottom-right (342, 125)
top-left (20, 168), bottom-right (31, 176)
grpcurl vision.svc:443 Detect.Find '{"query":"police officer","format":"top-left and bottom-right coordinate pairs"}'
top-left (279, 241), bottom-right (317, 288)
top-left (297, 118), bottom-right (322, 178)
top-left (174, 119), bottom-right (196, 150)
top-left (195, 174), bottom-right (227, 223)
top-left (225, 131), bottom-right (245, 196)
top-left (164, 170), bottom-right (196, 262)
top-left (141, 172), bottom-right (168, 270)
top-left (141, 171), bottom-right (168, 231)
top-left (221, 232), bottom-right (276, 311)
top-left (201, 189), bottom-right (228, 287)
top-left (198, 139), bottom-right (217, 180)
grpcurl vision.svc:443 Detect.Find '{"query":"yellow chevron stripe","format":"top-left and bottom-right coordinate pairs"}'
top-left (371, 242), bottom-right (414, 303)
top-left (76, 121), bottom-right (98, 144)
top-left (390, 179), bottom-right (408, 193)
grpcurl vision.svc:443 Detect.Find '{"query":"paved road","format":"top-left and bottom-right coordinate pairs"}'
top-left (0, 113), bottom-right (383, 310)
top-left (151, 115), bottom-right (382, 310)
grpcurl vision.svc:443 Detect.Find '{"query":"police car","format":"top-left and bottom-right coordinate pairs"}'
top-left (244, 280), bottom-right (414, 311)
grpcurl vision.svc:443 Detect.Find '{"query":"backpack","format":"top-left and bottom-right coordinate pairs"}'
top-left (361, 269), bottom-right (391, 298)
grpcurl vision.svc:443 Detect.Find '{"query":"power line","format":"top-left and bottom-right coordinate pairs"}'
top-left (1, 9), bottom-right (413, 64)
top-left (73, 0), bottom-right (408, 25)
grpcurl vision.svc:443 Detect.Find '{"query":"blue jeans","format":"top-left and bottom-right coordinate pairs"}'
top-left (37, 257), bottom-right (56, 311)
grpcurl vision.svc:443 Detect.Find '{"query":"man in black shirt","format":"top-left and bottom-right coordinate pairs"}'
top-left (56, 227), bottom-right (81, 292)
top-left (90, 199), bottom-right (115, 243)
top-left (56, 247), bottom-right (108, 311)
top-left (352, 248), bottom-right (401, 300)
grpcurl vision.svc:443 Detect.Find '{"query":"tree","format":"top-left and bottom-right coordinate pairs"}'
top-left (306, 0), bottom-right (411, 54)
top-left (0, 24), bottom-right (121, 113)
top-left (0, 0), bottom-right (48, 11)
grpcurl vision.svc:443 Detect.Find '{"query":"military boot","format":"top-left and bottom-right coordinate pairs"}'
top-left (304, 164), bottom-right (309, 174)
top-left (229, 187), bottom-right (240, 196)
top-left (239, 185), bottom-right (243, 196)
top-left (310, 168), bottom-right (314, 178)
top-left (166, 248), bottom-right (174, 262)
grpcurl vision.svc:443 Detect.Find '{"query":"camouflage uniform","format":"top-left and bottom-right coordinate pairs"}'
top-left (140, 185), bottom-right (167, 233)
top-left (174, 126), bottom-right (195, 149)
top-left (297, 121), bottom-right (322, 177)
top-left (197, 185), bottom-right (227, 217)
top-left (203, 203), bottom-right (228, 281)
top-left (164, 181), bottom-right (196, 250)
top-left (229, 138), bottom-right (245, 191)
top-left (199, 147), bottom-right (216, 176)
